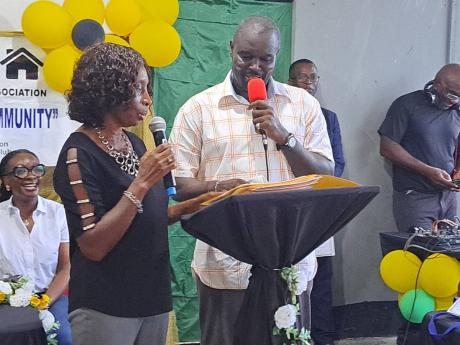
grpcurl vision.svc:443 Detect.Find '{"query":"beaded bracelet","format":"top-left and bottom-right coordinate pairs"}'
top-left (123, 191), bottom-right (143, 214)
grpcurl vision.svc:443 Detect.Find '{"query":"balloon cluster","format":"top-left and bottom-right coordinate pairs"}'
top-left (380, 250), bottom-right (460, 323)
top-left (21, 0), bottom-right (181, 93)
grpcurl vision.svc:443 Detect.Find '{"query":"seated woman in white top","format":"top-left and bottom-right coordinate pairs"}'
top-left (0, 149), bottom-right (71, 345)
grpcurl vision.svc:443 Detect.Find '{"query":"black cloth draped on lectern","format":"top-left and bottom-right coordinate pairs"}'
top-left (0, 305), bottom-right (47, 345)
top-left (181, 186), bottom-right (380, 345)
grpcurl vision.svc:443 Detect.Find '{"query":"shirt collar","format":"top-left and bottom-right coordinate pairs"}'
top-left (35, 196), bottom-right (46, 214)
top-left (6, 196), bottom-right (46, 215)
top-left (220, 71), bottom-right (292, 105)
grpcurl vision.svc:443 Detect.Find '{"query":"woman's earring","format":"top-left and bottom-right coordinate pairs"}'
top-left (5, 185), bottom-right (10, 191)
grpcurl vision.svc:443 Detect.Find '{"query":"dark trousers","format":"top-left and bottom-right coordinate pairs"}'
top-left (195, 276), bottom-right (246, 345)
top-left (310, 256), bottom-right (335, 345)
top-left (393, 189), bottom-right (457, 232)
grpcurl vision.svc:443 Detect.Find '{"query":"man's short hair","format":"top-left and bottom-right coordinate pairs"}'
top-left (233, 16), bottom-right (280, 45)
top-left (289, 59), bottom-right (315, 76)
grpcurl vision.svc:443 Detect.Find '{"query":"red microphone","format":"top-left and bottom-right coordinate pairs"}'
top-left (247, 78), bottom-right (267, 102)
top-left (247, 78), bottom-right (268, 147)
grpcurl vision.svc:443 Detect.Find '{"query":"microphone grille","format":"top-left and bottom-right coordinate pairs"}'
top-left (247, 78), bottom-right (267, 102)
top-left (149, 116), bottom-right (167, 132)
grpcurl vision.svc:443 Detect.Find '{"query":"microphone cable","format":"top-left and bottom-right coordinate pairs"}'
top-left (262, 133), bottom-right (269, 182)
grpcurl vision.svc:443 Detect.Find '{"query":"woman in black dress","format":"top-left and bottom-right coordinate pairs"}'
top-left (53, 43), bottom-right (213, 345)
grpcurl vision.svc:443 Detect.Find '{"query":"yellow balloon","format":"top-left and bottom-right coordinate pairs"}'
top-left (43, 46), bottom-right (80, 93)
top-left (67, 38), bottom-right (83, 53)
top-left (63, 0), bottom-right (105, 24)
top-left (106, 0), bottom-right (141, 36)
top-left (129, 20), bottom-right (181, 67)
top-left (435, 295), bottom-right (456, 310)
top-left (137, 0), bottom-right (179, 25)
top-left (380, 250), bottom-right (422, 293)
top-left (419, 253), bottom-right (460, 297)
top-left (22, 1), bottom-right (73, 49)
top-left (105, 34), bottom-right (130, 47)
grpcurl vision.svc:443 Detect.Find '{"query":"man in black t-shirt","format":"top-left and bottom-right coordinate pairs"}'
top-left (379, 64), bottom-right (460, 345)
top-left (379, 64), bottom-right (460, 234)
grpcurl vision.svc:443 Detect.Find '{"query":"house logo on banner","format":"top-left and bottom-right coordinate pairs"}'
top-left (1, 47), bottom-right (43, 80)
top-left (0, 35), bottom-right (79, 165)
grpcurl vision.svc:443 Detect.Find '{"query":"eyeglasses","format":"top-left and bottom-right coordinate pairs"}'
top-left (289, 75), bottom-right (320, 83)
top-left (4, 164), bottom-right (46, 179)
top-left (445, 91), bottom-right (459, 102)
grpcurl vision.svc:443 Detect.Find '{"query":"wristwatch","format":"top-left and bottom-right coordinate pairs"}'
top-left (276, 133), bottom-right (297, 150)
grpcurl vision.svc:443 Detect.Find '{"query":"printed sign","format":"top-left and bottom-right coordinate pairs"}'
top-left (0, 36), bottom-right (79, 165)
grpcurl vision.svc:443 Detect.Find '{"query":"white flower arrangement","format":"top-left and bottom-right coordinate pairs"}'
top-left (0, 276), bottom-right (59, 345)
top-left (272, 266), bottom-right (312, 345)
top-left (9, 288), bottom-right (33, 307)
top-left (39, 310), bottom-right (57, 333)
top-left (274, 304), bottom-right (297, 329)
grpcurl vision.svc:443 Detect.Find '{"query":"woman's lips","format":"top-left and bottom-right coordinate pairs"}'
top-left (22, 183), bottom-right (38, 192)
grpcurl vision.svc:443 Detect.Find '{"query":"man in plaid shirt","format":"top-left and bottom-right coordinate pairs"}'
top-left (170, 15), bottom-right (334, 345)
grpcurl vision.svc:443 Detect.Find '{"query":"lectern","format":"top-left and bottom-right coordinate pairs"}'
top-left (181, 186), bottom-right (380, 345)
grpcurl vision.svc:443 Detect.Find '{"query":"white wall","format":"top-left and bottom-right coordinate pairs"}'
top-left (0, 0), bottom-right (60, 31)
top-left (293, 0), bottom-right (456, 305)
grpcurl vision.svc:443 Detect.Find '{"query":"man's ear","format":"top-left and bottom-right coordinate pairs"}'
top-left (229, 41), bottom-right (234, 57)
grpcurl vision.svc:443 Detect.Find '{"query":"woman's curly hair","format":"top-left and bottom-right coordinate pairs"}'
top-left (67, 43), bottom-right (152, 127)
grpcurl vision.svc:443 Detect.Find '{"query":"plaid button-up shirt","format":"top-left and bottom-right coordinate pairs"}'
top-left (170, 72), bottom-right (333, 289)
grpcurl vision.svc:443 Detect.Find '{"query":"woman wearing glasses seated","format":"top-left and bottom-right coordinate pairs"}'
top-left (0, 149), bottom-right (71, 345)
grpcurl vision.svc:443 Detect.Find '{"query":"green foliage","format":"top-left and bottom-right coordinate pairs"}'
top-left (274, 266), bottom-right (312, 345)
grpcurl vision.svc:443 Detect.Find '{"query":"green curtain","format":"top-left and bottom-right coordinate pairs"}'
top-left (156, 1), bottom-right (292, 341)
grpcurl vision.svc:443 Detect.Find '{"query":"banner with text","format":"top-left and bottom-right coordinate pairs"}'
top-left (0, 35), bottom-right (79, 165)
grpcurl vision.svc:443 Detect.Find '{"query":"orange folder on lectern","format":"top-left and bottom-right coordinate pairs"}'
top-left (202, 175), bottom-right (361, 206)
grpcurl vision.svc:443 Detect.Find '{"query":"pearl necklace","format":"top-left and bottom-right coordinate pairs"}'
top-left (95, 128), bottom-right (140, 176)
